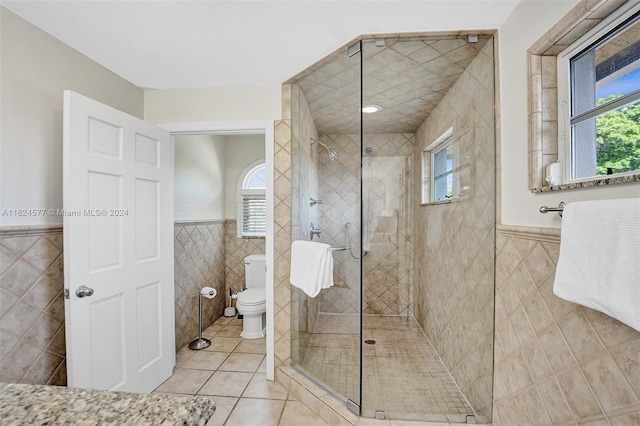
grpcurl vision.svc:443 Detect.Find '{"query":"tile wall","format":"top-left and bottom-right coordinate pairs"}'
top-left (273, 84), bottom-right (294, 368)
top-left (288, 78), bottom-right (417, 366)
top-left (0, 228), bottom-right (66, 386)
top-left (174, 221), bottom-right (226, 350)
top-left (290, 84), bottom-right (320, 365)
top-left (493, 225), bottom-right (640, 425)
top-left (317, 133), bottom-right (415, 316)
top-left (0, 220), bottom-right (248, 385)
top-left (413, 40), bottom-right (496, 419)
top-left (224, 219), bottom-right (266, 296)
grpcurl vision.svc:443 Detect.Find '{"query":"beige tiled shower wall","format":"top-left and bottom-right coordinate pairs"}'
top-left (317, 133), bottom-right (414, 316)
top-left (0, 228), bottom-right (66, 386)
top-left (273, 84), bottom-right (294, 368)
top-left (174, 221), bottom-right (226, 350)
top-left (290, 84), bottom-right (321, 365)
top-left (224, 219), bottom-right (266, 297)
top-left (413, 40), bottom-right (495, 418)
top-left (493, 225), bottom-right (640, 425)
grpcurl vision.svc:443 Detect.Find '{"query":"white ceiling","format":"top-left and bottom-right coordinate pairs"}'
top-left (1, 1), bottom-right (521, 90)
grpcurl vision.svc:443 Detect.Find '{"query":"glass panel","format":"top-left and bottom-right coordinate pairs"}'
top-left (361, 36), bottom-right (495, 423)
top-left (570, 13), bottom-right (640, 180)
top-left (289, 39), bottom-right (362, 411)
top-left (595, 16), bottom-right (640, 101)
top-left (289, 33), bottom-right (495, 424)
top-left (572, 98), bottom-right (640, 177)
top-left (247, 166), bottom-right (266, 188)
top-left (433, 143), bottom-right (452, 177)
top-left (572, 15), bottom-right (640, 116)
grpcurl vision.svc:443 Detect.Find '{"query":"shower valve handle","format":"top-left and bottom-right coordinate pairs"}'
top-left (310, 223), bottom-right (322, 240)
top-left (309, 197), bottom-right (323, 207)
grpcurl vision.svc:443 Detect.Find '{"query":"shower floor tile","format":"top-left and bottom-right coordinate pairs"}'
top-left (299, 314), bottom-right (474, 422)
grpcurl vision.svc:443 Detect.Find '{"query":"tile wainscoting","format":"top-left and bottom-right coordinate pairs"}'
top-left (174, 221), bottom-right (226, 350)
top-left (493, 225), bottom-right (640, 425)
top-left (0, 220), bottom-right (264, 386)
top-left (275, 222), bottom-right (640, 424)
top-left (0, 226), bottom-right (66, 386)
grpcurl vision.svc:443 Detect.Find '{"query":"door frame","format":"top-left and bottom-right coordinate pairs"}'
top-left (160, 121), bottom-right (275, 381)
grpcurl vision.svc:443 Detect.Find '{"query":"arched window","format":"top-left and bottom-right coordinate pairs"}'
top-left (237, 162), bottom-right (266, 237)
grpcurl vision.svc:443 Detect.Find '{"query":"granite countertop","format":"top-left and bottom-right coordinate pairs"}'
top-left (0, 383), bottom-right (215, 426)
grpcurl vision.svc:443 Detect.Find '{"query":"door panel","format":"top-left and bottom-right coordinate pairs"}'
top-left (88, 172), bottom-right (123, 271)
top-left (135, 178), bottom-right (160, 261)
top-left (90, 294), bottom-right (126, 389)
top-left (64, 90), bottom-right (174, 393)
top-left (136, 281), bottom-right (162, 370)
top-left (135, 133), bottom-right (159, 166)
top-left (88, 118), bottom-right (123, 159)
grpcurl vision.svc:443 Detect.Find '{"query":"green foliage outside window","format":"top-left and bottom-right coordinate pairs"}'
top-left (596, 94), bottom-right (640, 175)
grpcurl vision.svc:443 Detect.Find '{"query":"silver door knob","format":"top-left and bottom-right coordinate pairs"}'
top-left (75, 285), bottom-right (95, 298)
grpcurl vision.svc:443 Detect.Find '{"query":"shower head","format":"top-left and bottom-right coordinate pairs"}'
top-left (328, 147), bottom-right (339, 161)
top-left (310, 138), bottom-right (339, 161)
top-left (365, 146), bottom-right (374, 156)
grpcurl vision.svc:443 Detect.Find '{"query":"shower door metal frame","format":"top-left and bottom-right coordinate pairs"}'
top-left (350, 38), bottom-right (364, 417)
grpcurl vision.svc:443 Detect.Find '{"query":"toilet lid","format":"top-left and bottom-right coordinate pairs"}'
top-left (238, 288), bottom-right (265, 306)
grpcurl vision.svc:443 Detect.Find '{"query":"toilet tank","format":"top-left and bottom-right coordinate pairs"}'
top-left (244, 254), bottom-right (266, 289)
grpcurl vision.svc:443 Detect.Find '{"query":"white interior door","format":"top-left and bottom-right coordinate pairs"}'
top-left (63, 90), bottom-right (174, 393)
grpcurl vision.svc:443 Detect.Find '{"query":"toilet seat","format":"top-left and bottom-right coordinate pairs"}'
top-left (237, 288), bottom-right (266, 306)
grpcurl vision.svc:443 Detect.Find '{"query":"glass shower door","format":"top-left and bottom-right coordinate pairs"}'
top-left (289, 38), bottom-right (363, 414)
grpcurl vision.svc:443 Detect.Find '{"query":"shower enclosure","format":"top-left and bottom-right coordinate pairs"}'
top-left (290, 33), bottom-right (496, 423)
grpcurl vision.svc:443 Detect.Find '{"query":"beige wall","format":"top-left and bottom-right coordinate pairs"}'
top-left (175, 133), bottom-right (264, 221)
top-left (498, 0), bottom-right (640, 228)
top-left (175, 135), bottom-right (227, 221)
top-left (0, 7), bottom-right (144, 227)
top-left (223, 135), bottom-right (266, 219)
top-left (144, 86), bottom-right (281, 125)
top-left (0, 7), bottom-right (142, 386)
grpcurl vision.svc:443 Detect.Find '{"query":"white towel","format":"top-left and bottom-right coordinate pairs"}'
top-left (290, 240), bottom-right (334, 297)
top-left (553, 198), bottom-right (640, 332)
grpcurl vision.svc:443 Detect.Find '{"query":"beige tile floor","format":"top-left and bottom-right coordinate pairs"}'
top-left (299, 314), bottom-right (473, 423)
top-left (153, 316), bottom-right (329, 426)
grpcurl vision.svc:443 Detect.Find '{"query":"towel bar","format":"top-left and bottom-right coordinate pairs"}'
top-left (539, 201), bottom-right (566, 217)
top-left (329, 246), bottom-right (347, 251)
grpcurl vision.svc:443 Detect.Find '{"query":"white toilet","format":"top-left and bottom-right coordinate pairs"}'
top-left (236, 254), bottom-right (266, 339)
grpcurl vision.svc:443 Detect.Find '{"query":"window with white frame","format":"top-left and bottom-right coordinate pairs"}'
top-left (558, 4), bottom-right (640, 182)
top-left (422, 129), bottom-right (454, 204)
top-left (432, 139), bottom-right (454, 201)
top-left (237, 162), bottom-right (266, 237)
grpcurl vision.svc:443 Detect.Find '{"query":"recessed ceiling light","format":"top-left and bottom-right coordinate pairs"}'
top-left (361, 105), bottom-right (382, 114)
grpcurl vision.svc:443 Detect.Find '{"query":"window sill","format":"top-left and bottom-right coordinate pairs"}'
top-left (420, 199), bottom-right (453, 207)
top-left (531, 173), bottom-right (640, 193)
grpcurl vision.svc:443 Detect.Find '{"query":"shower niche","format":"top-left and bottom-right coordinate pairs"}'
top-left (289, 34), bottom-right (496, 423)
